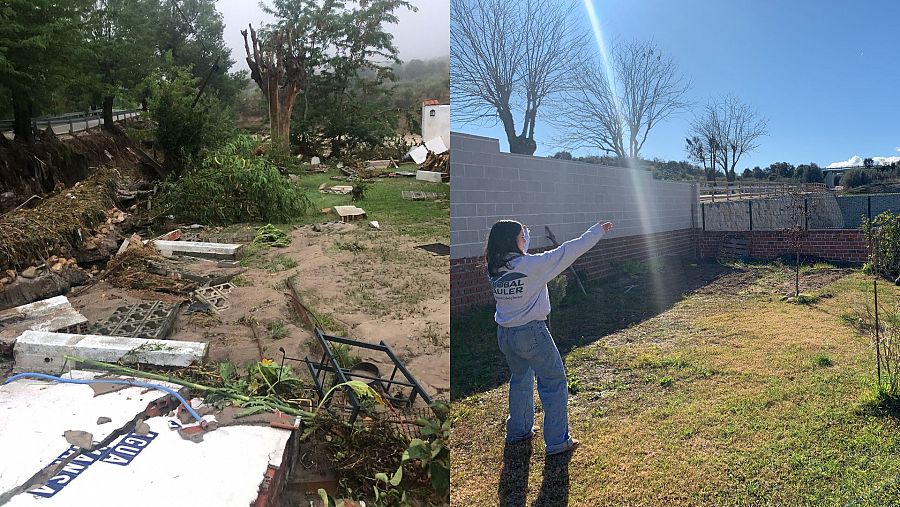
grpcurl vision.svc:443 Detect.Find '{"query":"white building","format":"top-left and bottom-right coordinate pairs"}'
top-left (422, 100), bottom-right (450, 148)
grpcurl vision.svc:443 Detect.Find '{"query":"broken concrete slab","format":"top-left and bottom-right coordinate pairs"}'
top-left (319, 185), bottom-right (353, 195)
top-left (13, 330), bottom-right (208, 373)
top-left (333, 205), bottom-right (367, 222)
top-left (151, 240), bottom-right (243, 260)
top-left (416, 170), bottom-right (444, 183)
top-left (365, 159), bottom-right (398, 169)
top-left (0, 296), bottom-right (89, 355)
top-left (0, 370), bottom-right (293, 506)
top-left (89, 301), bottom-right (179, 341)
top-left (401, 191), bottom-right (441, 201)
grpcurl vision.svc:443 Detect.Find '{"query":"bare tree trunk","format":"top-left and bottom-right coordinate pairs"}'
top-left (242, 24), bottom-right (304, 154)
top-left (11, 92), bottom-right (34, 143)
top-left (102, 95), bottom-right (115, 131)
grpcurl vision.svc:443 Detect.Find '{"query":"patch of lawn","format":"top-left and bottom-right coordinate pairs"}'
top-left (451, 267), bottom-right (900, 505)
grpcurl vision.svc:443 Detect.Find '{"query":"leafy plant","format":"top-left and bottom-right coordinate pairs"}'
top-left (253, 224), bottom-right (291, 247)
top-left (380, 402), bottom-right (451, 501)
top-left (548, 274), bottom-right (568, 306)
top-left (351, 182), bottom-right (368, 201)
top-left (162, 135), bottom-right (312, 224)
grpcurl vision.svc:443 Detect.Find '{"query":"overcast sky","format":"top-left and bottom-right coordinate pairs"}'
top-left (217, 0), bottom-right (449, 72)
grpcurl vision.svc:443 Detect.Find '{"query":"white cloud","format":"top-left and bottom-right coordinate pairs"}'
top-left (827, 155), bottom-right (900, 168)
top-left (827, 155), bottom-right (862, 168)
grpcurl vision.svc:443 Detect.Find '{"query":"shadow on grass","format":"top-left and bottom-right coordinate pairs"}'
top-left (533, 451), bottom-right (572, 507)
top-left (498, 440), bottom-right (532, 506)
top-left (451, 260), bottom-right (735, 400)
top-left (497, 440), bottom-right (573, 507)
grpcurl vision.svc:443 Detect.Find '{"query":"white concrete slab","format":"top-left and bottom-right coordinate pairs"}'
top-left (424, 136), bottom-right (448, 155)
top-left (0, 296), bottom-right (88, 349)
top-left (333, 205), bottom-right (367, 222)
top-left (0, 371), bottom-right (292, 506)
top-left (408, 145), bottom-right (428, 164)
top-left (13, 331), bottom-right (207, 372)
top-left (150, 240), bottom-right (243, 260)
top-left (416, 170), bottom-right (444, 183)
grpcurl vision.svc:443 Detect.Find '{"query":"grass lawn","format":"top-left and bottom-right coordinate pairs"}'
top-left (450, 261), bottom-right (900, 506)
top-left (288, 163), bottom-right (449, 240)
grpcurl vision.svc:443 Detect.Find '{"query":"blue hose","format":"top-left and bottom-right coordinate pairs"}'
top-left (2, 372), bottom-right (203, 423)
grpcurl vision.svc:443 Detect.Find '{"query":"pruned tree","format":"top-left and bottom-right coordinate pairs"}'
top-left (689, 95), bottom-right (768, 182)
top-left (242, 23), bottom-right (306, 151)
top-left (450, 0), bottom-right (586, 155)
top-left (554, 39), bottom-right (689, 162)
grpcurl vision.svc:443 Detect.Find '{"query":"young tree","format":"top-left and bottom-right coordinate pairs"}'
top-left (156, 0), bottom-right (246, 104)
top-left (0, 0), bottom-right (91, 141)
top-left (689, 95), bottom-right (768, 181)
top-left (556, 39), bottom-right (690, 162)
top-left (451, 0), bottom-right (586, 155)
top-left (87, 0), bottom-right (159, 132)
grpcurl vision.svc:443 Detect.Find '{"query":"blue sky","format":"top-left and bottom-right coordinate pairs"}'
top-left (451, 0), bottom-right (900, 170)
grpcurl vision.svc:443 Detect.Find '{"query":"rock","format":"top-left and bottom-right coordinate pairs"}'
top-left (0, 278), bottom-right (8, 285)
top-left (311, 156), bottom-right (321, 165)
top-left (97, 417), bottom-right (112, 425)
top-left (21, 267), bottom-right (38, 279)
top-left (99, 225), bottom-right (109, 234)
top-left (48, 255), bottom-right (58, 264)
top-left (63, 430), bottom-right (93, 449)
top-left (135, 421), bottom-right (151, 435)
top-left (67, 258), bottom-right (77, 265)
top-left (50, 262), bottom-right (64, 273)
top-left (5, 270), bottom-right (16, 281)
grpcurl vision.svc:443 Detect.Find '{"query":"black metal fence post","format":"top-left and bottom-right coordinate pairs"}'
top-left (748, 200), bottom-right (753, 231)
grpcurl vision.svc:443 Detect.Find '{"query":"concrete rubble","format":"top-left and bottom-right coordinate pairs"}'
top-left (0, 370), bottom-right (296, 506)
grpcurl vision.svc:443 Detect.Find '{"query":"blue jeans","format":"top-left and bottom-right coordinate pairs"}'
top-left (497, 320), bottom-right (573, 454)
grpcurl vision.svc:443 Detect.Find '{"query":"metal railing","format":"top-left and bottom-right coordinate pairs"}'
top-left (699, 181), bottom-right (827, 203)
top-left (0, 109), bottom-right (141, 134)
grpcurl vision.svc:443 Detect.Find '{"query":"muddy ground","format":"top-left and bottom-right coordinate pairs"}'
top-left (68, 221), bottom-right (450, 399)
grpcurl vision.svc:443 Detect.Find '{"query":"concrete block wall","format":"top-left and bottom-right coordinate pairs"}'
top-left (701, 193), bottom-right (900, 232)
top-left (450, 132), bottom-right (698, 260)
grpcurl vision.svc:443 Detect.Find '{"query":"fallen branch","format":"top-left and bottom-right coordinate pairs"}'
top-left (63, 355), bottom-right (315, 419)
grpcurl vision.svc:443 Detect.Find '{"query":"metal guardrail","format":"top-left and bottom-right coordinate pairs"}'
top-left (0, 109), bottom-right (141, 132)
top-left (699, 181), bottom-right (827, 203)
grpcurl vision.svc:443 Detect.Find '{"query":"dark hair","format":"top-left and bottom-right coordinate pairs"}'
top-left (485, 220), bottom-right (524, 277)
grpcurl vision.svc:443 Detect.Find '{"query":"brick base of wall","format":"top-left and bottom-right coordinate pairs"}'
top-left (451, 228), bottom-right (698, 313)
top-left (452, 228), bottom-right (869, 314)
top-left (699, 229), bottom-right (867, 263)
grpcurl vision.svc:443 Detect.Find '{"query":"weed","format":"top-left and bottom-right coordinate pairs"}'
top-left (813, 353), bottom-right (833, 367)
top-left (567, 377), bottom-right (582, 394)
top-left (331, 343), bottom-right (362, 369)
top-left (423, 322), bottom-right (448, 347)
top-left (335, 240), bottom-right (367, 253)
top-left (263, 254), bottom-right (298, 273)
top-left (657, 375), bottom-right (674, 388)
top-left (267, 321), bottom-right (288, 340)
top-left (231, 275), bottom-right (254, 287)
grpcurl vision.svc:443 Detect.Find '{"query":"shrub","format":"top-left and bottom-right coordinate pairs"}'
top-left (162, 135), bottom-right (311, 224)
top-left (148, 62), bottom-right (235, 171)
top-left (843, 168), bottom-right (873, 188)
top-left (548, 274), bottom-right (568, 306)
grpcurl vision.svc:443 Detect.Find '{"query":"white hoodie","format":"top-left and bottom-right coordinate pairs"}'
top-left (490, 223), bottom-right (606, 327)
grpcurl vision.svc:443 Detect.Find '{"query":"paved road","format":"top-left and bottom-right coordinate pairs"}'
top-left (0, 111), bottom-right (141, 140)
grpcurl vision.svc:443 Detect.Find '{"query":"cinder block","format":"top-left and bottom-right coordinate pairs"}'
top-left (13, 330), bottom-right (207, 372)
top-left (90, 301), bottom-right (179, 341)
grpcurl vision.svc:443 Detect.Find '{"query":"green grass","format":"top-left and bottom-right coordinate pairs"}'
top-left (288, 164), bottom-right (449, 240)
top-left (451, 266), bottom-right (900, 506)
top-left (267, 320), bottom-right (288, 340)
